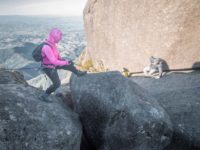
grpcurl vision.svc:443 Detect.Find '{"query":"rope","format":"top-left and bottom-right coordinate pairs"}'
top-left (2, 65), bottom-right (200, 73)
top-left (128, 67), bottom-right (200, 75)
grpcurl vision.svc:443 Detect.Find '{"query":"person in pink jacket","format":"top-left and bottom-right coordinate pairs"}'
top-left (40, 28), bottom-right (86, 102)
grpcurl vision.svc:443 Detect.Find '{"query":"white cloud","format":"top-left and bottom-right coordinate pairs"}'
top-left (0, 0), bottom-right (87, 16)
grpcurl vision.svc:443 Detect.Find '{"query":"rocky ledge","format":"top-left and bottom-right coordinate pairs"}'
top-left (1, 69), bottom-right (200, 150)
top-left (0, 69), bottom-right (82, 150)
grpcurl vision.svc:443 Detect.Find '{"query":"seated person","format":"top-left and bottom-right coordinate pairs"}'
top-left (143, 56), bottom-right (163, 79)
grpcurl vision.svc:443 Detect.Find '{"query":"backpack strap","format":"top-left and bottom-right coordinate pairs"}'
top-left (41, 42), bottom-right (55, 67)
top-left (43, 42), bottom-right (53, 49)
top-left (41, 42), bottom-right (53, 59)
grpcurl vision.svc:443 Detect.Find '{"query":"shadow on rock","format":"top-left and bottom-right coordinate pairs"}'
top-left (13, 42), bottom-right (38, 60)
top-left (192, 61), bottom-right (200, 72)
top-left (161, 58), bottom-right (170, 72)
top-left (55, 84), bottom-right (97, 150)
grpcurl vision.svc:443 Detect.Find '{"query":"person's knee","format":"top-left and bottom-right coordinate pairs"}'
top-left (149, 69), bottom-right (157, 75)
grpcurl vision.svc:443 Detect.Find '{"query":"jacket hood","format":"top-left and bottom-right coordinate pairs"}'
top-left (48, 28), bottom-right (62, 44)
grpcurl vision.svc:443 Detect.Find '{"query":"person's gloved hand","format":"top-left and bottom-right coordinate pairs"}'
top-left (65, 60), bottom-right (71, 65)
top-left (68, 60), bottom-right (74, 65)
top-left (65, 60), bottom-right (74, 65)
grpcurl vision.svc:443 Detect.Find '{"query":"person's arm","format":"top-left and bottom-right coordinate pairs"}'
top-left (43, 45), bottom-right (69, 66)
top-left (58, 53), bottom-right (63, 60)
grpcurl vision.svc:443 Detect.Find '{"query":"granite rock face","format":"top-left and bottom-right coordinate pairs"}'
top-left (0, 70), bottom-right (82, 150)
top-left (70, 72), bottom-right (173, 150)
top-left (84, 0), bottom-right (200, 72)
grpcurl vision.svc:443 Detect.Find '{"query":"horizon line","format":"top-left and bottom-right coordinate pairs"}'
top-left (0, 14), bottom-right (83, 17)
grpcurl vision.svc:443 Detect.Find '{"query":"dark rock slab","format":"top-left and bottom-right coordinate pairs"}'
top-left (131, 71), bottom-right (200, 150)
top-left (70, 71), bottom-right (173, 150)
top-left (0, 83), bottom-right (82, 150)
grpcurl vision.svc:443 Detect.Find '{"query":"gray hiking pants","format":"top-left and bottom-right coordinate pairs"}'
top-left (42, 63), bottom-right (79, 94)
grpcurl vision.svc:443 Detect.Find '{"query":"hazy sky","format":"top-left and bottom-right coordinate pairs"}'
top-left (0, 0), bottom-right (87, 16)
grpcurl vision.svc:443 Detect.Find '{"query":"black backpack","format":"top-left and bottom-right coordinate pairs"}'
top-left (32, 42), bottom-right (52, 62)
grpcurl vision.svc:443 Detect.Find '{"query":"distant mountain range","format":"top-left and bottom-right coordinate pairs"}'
top-left (0, 16), bottom-right (85, 88)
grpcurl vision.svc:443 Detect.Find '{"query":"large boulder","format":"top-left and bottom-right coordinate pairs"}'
top-left (0, 71), bottom-right (82, 150)
top-left (83, 0), bottom-right (200, 72)
top-left (131, 71), bottom-right (200, 150)
top-left (70, 71), bottom-right (173, 150)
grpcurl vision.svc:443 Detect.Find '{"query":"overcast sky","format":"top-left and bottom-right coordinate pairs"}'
top-left (0, 0), bottom-right (87, 16)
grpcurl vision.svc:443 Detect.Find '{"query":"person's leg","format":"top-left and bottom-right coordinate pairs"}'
top-left (158, 63), bottom-right (163, 78)
top-left (40, 68), bottom-right (61, 102)
top-left (149, 68), bottom-right (157, 75)
top-left (57, 62), bottom-right (86, 76)
top-left (43, 68), bottom-right (61, 95)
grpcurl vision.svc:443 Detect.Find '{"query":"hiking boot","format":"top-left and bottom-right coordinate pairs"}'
top-left (40, 93), bottom-right (52, 103)
top-left (76, 70), bottom-right (87, 77)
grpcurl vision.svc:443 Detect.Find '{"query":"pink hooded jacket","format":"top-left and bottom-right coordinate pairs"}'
top-left (41, 28), bottom-right (69, 68)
